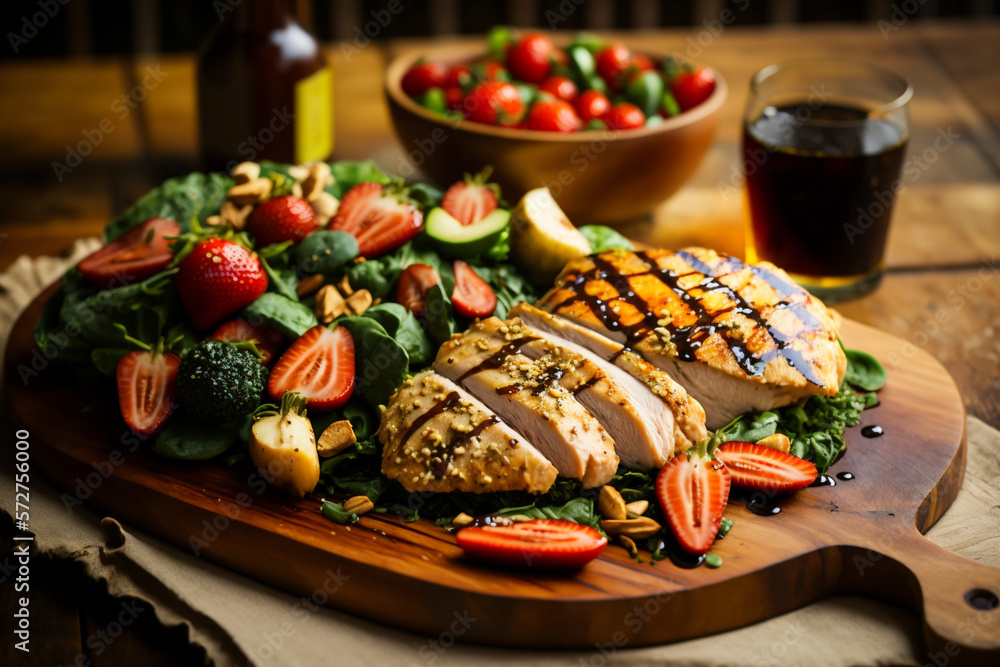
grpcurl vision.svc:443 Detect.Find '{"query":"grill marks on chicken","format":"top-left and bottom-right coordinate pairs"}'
top-left (379, 371), bottom-right (558, 493)
top-left (537, 248), bottom-right (846, 428)
top-left (434, 318), bottom-right (619, 488)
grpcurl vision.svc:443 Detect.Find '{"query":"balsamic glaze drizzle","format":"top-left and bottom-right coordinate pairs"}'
top-left (549, 250), bottom-right (825, 386)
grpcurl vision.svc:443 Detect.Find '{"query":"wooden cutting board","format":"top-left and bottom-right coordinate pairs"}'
top-left (6, 286), bottom-right (999, 664)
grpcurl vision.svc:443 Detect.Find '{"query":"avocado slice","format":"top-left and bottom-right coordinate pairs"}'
top-left (425, 207), bottom-right (510, 258)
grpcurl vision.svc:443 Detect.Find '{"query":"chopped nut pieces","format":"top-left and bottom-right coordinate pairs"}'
top-left (345, 289), bottom-right (373, 315)
top-left (311, 191), bottom-right (340, 220)
top-left (315, 284), bottom-right (347, 324)
top-left (220, 201), bottom-right (253, 231)
top-left (452, 512), bottom-right (474, 528)
top-left (624, 500), bottom-right (649, 519)
top-left (757, 433), bottom-right (791, 453)
top-left (600, 516), bottom-right (661, 539)
top-left (301, 162), bottom-right (333, 201)
top-left (317, 420), bottom-right (356, 457)
top-left (228, 177), bottom-right (272, 206)
top-left (337, 275), bottom-right (354, 297)
top-left (296, 273), bottom-right (325, 297)
top-left (343, 495), bottom-right (374, 515)
top-left (231, 161), bottom-right (261, 184)
top-left (205, 215), bottom-right (223, 227)
top-left (619, 535), bottom-right (639, 557)
top-left (597, 485), bottom-right (627, 521)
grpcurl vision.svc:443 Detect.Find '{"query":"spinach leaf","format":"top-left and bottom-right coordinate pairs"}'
top-left (292, 230), bottom-right (359, 275)
top-left (337, 316), bottom-right (410, 409)
top-left (843, 348), bottom-right (887, 391)
top-left (423, 282), bottom-right (456, 345)
top-left (327, 161), bottom-right (392, 199)
top-left (496, 497), bottom-right (602, 532)
top-left (579, 225), bottom-right (634, 252)
top-left (154, 416), bottom-right (239, 460)
top-left (104, 172), bottom-right (233, 241)
top-left (242, 293), bottom-right (317, 339)
top-left (259, 253), bottom-right (299, 301)
top-left (717, 411), bottom-right (779, 444)
top-left (409, 182), bottom-right (444, 209)
top-left (91, 348), bottom-right (131, 376)
top-left (365, 303), bottom-right (433, 368)
top-left (345, 256), bottom-right (402, 299)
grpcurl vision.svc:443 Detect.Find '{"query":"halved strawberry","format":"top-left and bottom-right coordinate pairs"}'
top-left (268, 325), bottom-right (355, 411)
top-left (715, 441), bottom-right (818, 493)
top-left (441, 169), bottom-right (500, 226)
top-left (451, 260), bottom-right (497, 319)
top-left (78, 217), bottom-right (180, 287)
top-left (248, 195), bottom-right (318, 247)
top-left (210, 319), bottom-right (285, 366)
top-left (396, 264), bottom-right (440, 317)
top-left (116, 349), bottom-right (181, 437)
top-left (656, 452), bottom-right (731, 556)
top-left (176, 238), bottom-right (268, 330)
top-left (329, 182), bottom-right (423, 258)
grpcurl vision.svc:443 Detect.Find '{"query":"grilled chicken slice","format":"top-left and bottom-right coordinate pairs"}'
top-left (510, 302), bottom-right (709, 464)
top-left (434, 318), bottom-right (618, 488)
top-left (536, 247), bottom-right (846, 429)
top-left (379, 371), bottom-right (558, 494)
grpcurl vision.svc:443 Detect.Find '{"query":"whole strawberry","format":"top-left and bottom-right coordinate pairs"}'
top-left (248, 195), bottom-right (318, 247)
top-left (176, 238), bottom-right (267, 330)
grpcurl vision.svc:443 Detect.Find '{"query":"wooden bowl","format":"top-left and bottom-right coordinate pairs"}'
top-left (385, 43), bottom-right (727, 225)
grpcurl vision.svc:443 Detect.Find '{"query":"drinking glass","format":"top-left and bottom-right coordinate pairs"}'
top-left (742, 59), bottom-right (912, 303)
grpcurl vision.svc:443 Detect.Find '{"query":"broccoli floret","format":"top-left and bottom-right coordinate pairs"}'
top-left (177, 340), bottom-right (268, 423)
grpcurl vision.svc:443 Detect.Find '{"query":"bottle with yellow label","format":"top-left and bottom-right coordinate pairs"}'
top-left (197, 0), bottom-right (334, 173)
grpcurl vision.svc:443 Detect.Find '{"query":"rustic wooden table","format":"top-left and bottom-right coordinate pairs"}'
top-left (1, 21), bottom-right (998, 666)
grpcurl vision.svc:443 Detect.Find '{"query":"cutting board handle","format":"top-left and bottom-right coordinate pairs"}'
top-left (847, 526), bottom-right (1000, 666)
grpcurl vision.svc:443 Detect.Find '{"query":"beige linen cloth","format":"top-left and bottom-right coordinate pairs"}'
top-left (1, 243), bottom-right (998, 667)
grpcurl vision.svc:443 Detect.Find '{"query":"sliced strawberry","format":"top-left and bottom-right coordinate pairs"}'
top-left (715, 441), bottom-right (818, 493)
top-left (441, 169), bottom-right (500, 226)
top-left (210, 319), bottom-right (285, 366)
top-left (176, 238), bottom-right (268, 330)
top-left (248, 195), bottom-right (318, 247)
top-left (656, 453), bottom-right (731, 556)
top-left (268, 325), bottom-right (355, 411)
top-left (116, 349), bottom-right (180, 437)
top-left (78, 217), bottom-right (180, 287)
top-left (396, 264), bottom-right (440, 317)
top-left (455, 519), bottom-right (607, 569)
top-left (329, 182), bottom-right (423, 258)
top-left (451, 260), bottom-right (497, 319)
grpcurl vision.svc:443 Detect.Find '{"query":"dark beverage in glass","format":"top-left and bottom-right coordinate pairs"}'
top-left (742, 61), bottom-right (912, 303)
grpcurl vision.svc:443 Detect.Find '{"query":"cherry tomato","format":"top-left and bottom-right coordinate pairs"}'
top-left (595, 43), bottom-right (631, 90)
top-left (462, 81), bottom-right (525, 125)
top-left (670, 67), bottom-right (716, 112)
top-left (396, 264), bottom-right (441, 317)
top-left (604, 103), bottom-right (646, 130)
top-left (446, 64), bottom-right (470, 88)
top-left (526, 99), bottom-right (582, 132)
top-left (575, 89), bottom-right (611, 122)
top-left (77, 217), bottom-right (180, 287)
top-left (538, 75), bottom-right (578, 102)
top-left (451, 260), bottom-right (497, 318)
top-left (444, 85), bottom-right (464, 111)
top-left (506, 32), bottom-right (556, 84)
top-left (455, 519), bottom-right (607, 570)
top-left (401, 61), bottom-right (447, 97)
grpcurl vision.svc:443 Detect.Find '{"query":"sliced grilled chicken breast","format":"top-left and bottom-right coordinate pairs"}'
top-left (379, 371), bottom-right (558, 494)
top-left (536, 247), bottom-right (846, 428)
top-left (510, 302), bottom-right (709, 464)
top-left (434, 318), bottom-right (618, 488)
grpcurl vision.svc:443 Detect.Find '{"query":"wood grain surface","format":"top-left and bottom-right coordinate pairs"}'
top-left (5, 285), bottom-right (999, 662)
